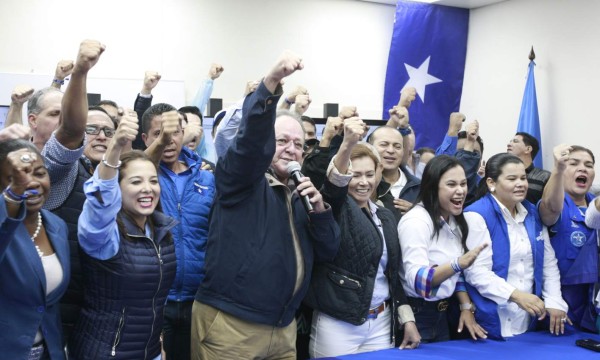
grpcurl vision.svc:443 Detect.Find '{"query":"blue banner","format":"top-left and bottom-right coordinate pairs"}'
top-left (516, 61), bottom-right (543, 168)
top-left (383, 1), bottom-right (469, 149)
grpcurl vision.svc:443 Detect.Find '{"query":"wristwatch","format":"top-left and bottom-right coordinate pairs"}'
top-left (460, 302), bottom-right (475, 313)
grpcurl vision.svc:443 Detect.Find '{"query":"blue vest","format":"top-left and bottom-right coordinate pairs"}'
top-left (548, 192), bottom-right (597, 331)
top-left (465, 194), bottom-right (544, 340)
top-left (549, 192), bottom-right (597, 285)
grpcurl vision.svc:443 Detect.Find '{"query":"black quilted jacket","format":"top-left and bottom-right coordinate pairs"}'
top-left (304, 177), bottom-right (410, 343)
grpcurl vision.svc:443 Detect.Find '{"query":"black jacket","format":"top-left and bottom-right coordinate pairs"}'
top-left (304, 177), bottom-right (409, 344)
top-left (377, 165), bottom-right (420, 223)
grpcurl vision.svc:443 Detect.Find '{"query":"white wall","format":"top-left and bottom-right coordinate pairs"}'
top-left (0, 0), bottom-right (394, 119)
top-left (2, 0), bottom-right (598, 170)
top-left (462, 0), bottom-right (600, 168)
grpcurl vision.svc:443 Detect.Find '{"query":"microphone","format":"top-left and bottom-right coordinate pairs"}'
top-left (286, 161), bottom-right (314, 214)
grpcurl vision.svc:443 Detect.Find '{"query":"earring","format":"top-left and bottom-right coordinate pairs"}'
top-left (490, 186), bottom-right (496, 193)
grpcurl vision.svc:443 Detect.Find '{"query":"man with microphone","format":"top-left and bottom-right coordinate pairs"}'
top-left (192, 51), bottom-right (341, 359)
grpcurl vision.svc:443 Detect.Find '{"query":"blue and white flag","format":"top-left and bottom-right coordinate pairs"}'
top-left (516, 60), bottom-right (543, 168)
top-left (383, 1), bottom-right (469, 149)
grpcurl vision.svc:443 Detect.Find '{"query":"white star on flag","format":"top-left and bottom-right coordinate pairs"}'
top-left (402, 56), bottom-right (442, 103)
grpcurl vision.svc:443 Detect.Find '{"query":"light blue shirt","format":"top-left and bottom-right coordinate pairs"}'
top-left (214, 98), bottom-right (245, 159)
top-left (78, 169), bottom-right (121, 260)
top-left (192, 78), bottom-right (214, 116)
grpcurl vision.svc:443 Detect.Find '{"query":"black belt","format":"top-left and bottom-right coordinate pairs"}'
top-left (407, 296), bottom-right (449, 312)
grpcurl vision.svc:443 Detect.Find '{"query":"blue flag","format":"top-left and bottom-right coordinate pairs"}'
top-left (516, 60), bottom-right (543, 168)
top-left (383, 1), bottom-right (469, 149)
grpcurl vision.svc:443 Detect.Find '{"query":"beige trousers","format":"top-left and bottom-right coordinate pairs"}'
top-left (191, 301), bottom-right (296, 360)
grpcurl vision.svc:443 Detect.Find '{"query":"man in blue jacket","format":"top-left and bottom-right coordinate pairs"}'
top-left (143, 103), bottom-right (216, 360)
top-left (192, 51), bottom-right (340, 359)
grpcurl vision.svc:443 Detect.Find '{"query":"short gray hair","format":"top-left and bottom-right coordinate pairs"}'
top-left (27, 87), bottom-right (62, 115)
top-left (275, 109), bottom-right (305, 140)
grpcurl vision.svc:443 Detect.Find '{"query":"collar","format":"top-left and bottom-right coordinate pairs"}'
top-left (490, 194), bottom-right (528, 223)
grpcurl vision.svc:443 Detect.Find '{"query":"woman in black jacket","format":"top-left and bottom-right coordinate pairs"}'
top-left (304, 118), bottom-right (420, 358)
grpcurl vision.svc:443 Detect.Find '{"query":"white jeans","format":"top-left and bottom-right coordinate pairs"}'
top-left (308, 306), bottom-right (393, 358)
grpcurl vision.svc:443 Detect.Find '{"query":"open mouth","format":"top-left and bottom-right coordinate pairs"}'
top-left (138, 197), bottom-right (154, 208)
top-left (450, 198), bottom-right (463, 206)
top-left (355, 188), bottom-right (371, 195)
top-left (576, 175), bottom-right (588, 186)
top-left (92, 144), bottom-right (107, 152)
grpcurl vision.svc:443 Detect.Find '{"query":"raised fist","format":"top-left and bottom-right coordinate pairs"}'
top-left (343, 117), bottom-right (367, 145)
top-left (159, 111), bottom-right (181, 143)
top-left (74, 39), bottom-right (105, 74)
top-left (0, 124), bottom-right (31, 141)
top-left (55, 59), bottom-right (74, 80)
top-left (388, 106), bottom-right (409, 129)
top-left (265, 50), bottom-right (303, 87)
top-left (208, 63), bottom-right (224, 80)
top-left (244, 80), bottom-right (260, 97)
top-left (142, 71), bottom-right (162, 94)
top-left (114, 109), bottom-right (139, 147)
top-left (294, 94), bottom-right (311, 115)
top-left (399, 87), bottom-right (417, 108)
top-left (11, 85), bottom-right (34, 105)
top-left (339, 106), bottom-right (358, 121)
top-left (448, 112), bottom-right (466, 136)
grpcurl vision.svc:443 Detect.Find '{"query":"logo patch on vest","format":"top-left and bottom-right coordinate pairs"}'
top-left (194, 182), bottom-right (208, 194)
top-left (536, 231), bottom-right (544, 241)
top-left (570, 231), bottom-right (586, 247)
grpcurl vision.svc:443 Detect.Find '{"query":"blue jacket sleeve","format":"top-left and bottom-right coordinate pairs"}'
top-left (435, 134), bottom-right (457, 156)
top-left (0, 199), bottom-right (26, 261)
top-left (78, 169), bottom-right (121, 260)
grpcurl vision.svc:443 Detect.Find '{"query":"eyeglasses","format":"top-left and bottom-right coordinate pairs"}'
top-left (85, 125), bottom-right (115, 138)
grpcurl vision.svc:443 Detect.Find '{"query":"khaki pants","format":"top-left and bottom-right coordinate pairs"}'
top-left (191, 301), bottom-right (296, 360)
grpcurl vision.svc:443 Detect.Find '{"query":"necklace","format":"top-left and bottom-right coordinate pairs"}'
top-left (31, 212), bottom-right (43, 258)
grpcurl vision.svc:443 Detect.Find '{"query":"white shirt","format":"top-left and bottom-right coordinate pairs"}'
top-left (368, 200), bottom-right (390, 308)
top-left (398, 204), bottom-right (464, 300)
top-left (389, 169), bottom-right (407, 199)
top-left (464, 196), bottom-right (567, 337)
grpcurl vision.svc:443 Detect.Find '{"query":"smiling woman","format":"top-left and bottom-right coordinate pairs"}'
top-left (463, 153), bottom-right (569, 340)
top-left (0, 139), bottom-right (70, 359)
top-left (69, 113), bottom-right (177, 360)
top-left (398, 155), bottom-right (487, 344)
top-left (304, 117), bottom-right (421, 357)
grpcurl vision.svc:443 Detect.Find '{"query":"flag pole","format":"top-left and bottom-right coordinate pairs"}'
top-left (529, 46), bottom-right (535, 61)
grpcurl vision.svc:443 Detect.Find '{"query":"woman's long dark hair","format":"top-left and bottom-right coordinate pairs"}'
top-left (115, 150), bottom-right (171, 244)
top-left (473, 153), bottom-right (523, 202)
top-left (415, 155), bottom-right (469, 252)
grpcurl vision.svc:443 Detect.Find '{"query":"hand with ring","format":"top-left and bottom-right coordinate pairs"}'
top-left (20, 154), bottom-right (33, 163)
top-left (547, 308), bottom-right (571, 335)
top-left (5, 149), bottom-right (39, 199)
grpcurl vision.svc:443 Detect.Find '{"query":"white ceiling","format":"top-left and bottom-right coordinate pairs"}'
top-left (359, 0), bottom-right (507, 9)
